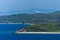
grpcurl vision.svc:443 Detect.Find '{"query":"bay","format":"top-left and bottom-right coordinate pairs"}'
top-left (0, 24), bottom-right (59, 40)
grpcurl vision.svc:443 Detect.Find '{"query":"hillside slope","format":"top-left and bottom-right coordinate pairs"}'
top-left (0, 11), bottom-right (60, 23)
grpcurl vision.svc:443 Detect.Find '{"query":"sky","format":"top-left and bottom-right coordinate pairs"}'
top-left (0, 0), bottom-right (60, 11)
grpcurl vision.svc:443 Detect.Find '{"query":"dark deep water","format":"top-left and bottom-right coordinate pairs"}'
top-left (0, 24), bottom-right (60, 40)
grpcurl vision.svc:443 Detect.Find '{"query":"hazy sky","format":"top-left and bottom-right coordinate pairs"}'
top-left (0, 0), bottom-right (60, 11)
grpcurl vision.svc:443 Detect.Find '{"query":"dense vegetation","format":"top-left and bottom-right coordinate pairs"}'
top-left (22, 23), bottom-right (60, 32)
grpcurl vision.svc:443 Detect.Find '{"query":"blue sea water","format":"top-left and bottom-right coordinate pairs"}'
top-left (0, 24), bottom-right (60, 40)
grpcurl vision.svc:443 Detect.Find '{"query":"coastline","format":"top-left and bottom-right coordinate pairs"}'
top-left (15, 32), bottom-right (60, 34)
top-left (0, 23), bottom-right (35, 25)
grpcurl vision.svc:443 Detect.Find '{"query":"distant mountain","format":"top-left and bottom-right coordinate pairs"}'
top-left (0, 9), bottom-right (55, 16)
top-left (20, 9), bottom-right (55, 14)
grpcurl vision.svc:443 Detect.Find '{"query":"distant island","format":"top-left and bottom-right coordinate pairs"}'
top-left (1, 11), bottom-right (60, 32)
top-left (0, 11), bottom-right (60, 24)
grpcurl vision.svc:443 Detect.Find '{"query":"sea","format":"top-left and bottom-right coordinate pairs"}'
top-left (0, 24), bottom-right (60, 40)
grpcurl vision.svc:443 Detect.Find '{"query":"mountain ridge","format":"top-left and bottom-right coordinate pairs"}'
top-left (0, 9), bottom-right (55, 16)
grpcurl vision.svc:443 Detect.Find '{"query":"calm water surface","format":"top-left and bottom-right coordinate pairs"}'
top-left (0, 24), bottom-right (60, 40)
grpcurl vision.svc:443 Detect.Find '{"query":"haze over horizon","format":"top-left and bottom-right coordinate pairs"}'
top-left (0, 0), bottom-right (60, 13)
